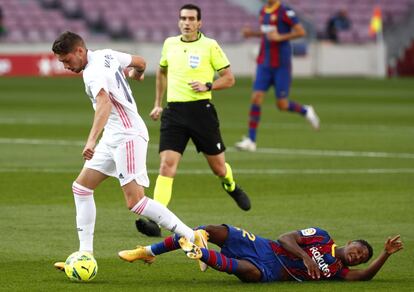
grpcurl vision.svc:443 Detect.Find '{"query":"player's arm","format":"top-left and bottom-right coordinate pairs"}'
top-left (188, 67), bottom-right (235, 92)
top-left (242, 25), bottom-right (264, 38)
top-left (83, 88), bottom-right (112, 160)
top-left (266, 23), bottom-right (306, 42)
top-left (277, 231), bottom-right (321, 279)
top-left (344, 235), bottom-right (403, 281)
top-left (150, 66), bottom-right (167, 121)
top-left (127, 55), bottom-right (146, 81)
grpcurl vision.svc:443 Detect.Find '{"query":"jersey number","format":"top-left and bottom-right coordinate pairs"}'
top-left (115, 66), bottom-right (133, 103)
top-left (235, 227), bottom-right (256, 241)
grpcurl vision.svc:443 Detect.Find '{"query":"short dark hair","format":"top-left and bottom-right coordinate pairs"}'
top-left (180, 4), bottom-right (201, 20)
top-left (52, 31), bottom-right (85, 55)
top-left (353, 239), bottom-right (374, 263)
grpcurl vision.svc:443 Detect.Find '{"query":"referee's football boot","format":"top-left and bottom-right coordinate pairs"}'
top-left (222, 183), bottom-right (251, 211)
top-left (136, 218), bottom-right (162, 237)
top-left (118, 246), bottom-right (156, 264)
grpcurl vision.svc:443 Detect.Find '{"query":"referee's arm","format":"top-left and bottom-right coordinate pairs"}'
top-left (211, 66), bottom-right (235, 91)
top-left (150, 66), bottom-right (168, 121)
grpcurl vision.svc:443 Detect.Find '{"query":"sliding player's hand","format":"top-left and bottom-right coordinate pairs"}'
top-left (384, 235), bottom-right (403, 255)
top-left (303, 256), bottom-right (320, 280)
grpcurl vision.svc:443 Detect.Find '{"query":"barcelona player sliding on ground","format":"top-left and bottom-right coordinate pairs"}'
top-left (119, 225), bottom-right (403, 282)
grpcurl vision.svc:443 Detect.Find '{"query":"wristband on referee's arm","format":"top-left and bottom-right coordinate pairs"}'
top-left (205, 82), bottom-right (213, 91)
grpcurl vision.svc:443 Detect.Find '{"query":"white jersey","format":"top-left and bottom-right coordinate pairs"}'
top-left (83, 49), bottom-right (149, 146)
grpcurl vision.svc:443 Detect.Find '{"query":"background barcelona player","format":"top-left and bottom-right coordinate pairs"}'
top-left (119, 225), bottom-right (403, 283)
top-left (235, 0), bottom-right (320, 152)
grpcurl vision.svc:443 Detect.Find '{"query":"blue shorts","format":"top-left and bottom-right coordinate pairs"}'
top-left (221, 225), bottom-right (286, 282)
top-left (253, 64), bottom-right (291, 98)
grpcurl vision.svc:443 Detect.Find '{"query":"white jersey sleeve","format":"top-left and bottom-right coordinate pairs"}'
top-left (111, 50), bottom-right (132, 69)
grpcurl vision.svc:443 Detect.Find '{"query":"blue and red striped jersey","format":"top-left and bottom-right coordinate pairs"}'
top-left (270, 227), bottom-right (350, 281)
top-left (256, 2), bottom-right (299, 67)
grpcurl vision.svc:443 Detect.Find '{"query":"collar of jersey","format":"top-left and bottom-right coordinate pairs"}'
top-left (180, 31), bottom-right (202, 43)
top-left (331, 244), bottom-right (337, 257)
top-left (264, 1), bottom-right (280, 13)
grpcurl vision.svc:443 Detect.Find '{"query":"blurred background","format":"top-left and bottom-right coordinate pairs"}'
top-left (0, 0), bottom-right (414, 78)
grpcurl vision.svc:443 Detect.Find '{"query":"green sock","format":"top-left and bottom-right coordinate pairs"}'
top-left (220, 163), bottom-right (236, 192)
top-left (153, 175), bottom-right (174, 206)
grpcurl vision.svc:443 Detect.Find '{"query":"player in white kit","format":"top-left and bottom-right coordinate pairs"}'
top-left (51, 31), bottom-right (207, 270)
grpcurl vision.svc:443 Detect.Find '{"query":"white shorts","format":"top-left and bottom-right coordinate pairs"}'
top-left (84, 136), bottom-right (150, 187)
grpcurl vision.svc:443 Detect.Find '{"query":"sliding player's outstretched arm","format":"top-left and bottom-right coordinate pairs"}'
top-left (344, 235), bottom-right (403, 281)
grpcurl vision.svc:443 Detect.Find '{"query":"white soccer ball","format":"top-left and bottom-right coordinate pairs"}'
top-left (64, 251), bottom-right (98, 282)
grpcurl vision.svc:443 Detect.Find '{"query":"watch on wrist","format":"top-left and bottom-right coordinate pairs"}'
top-left (205, 82), bottom-right (213, 91)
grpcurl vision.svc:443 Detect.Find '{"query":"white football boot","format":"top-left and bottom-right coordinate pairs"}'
top-left (235, 137), bottom-right (256, 152)
top-left (305, 105), bottom-right (320, 131)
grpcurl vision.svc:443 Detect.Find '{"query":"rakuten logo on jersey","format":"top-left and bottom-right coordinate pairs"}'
top-left (309, 247), bottom-right (331, 278)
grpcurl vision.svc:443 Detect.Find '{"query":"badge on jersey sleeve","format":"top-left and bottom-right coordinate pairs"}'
top-left (189, 54), bottom-right (201, 68)
top-left (300, 228), bottom-right (317, 236)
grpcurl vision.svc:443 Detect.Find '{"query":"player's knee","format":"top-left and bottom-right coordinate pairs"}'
top-left (251, 92), bottom-right (264, 104)
top-left (276, 99), bottom-right (289, 111)
top-left (237, 264), bottom-right (262, 282)
top-left (205, 225), bottom-right (228, 246)
top-left (159, 160), bottom-right (177, 177)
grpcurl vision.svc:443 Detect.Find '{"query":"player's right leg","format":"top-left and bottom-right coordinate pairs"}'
top-left (234, 91), bottom-right (265, 152)
top-left (204, 153), bottom-right (251, 211)
top-left (235, 64), bottom-right (272, 152)
top-left (54, 167), bottom-right (108, 271)
top-left (119, 227), bottom-right (209, 271)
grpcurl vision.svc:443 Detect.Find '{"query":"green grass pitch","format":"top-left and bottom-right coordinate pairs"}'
top-left (0, 76), bottom-right (413, 291)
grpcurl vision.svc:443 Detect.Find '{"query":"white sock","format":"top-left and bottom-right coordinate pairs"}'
top-left (145, 246), bottom-right (155, 256)
top-left (72, 182), bottom-right (96, 253)
top-left (131, 196), bottom-right (194, 241)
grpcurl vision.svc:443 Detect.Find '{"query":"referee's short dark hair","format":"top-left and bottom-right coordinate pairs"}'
top-left (180, 4), bottom-right (201, 20)
top-left (52, 31), bottom-right (85, 55)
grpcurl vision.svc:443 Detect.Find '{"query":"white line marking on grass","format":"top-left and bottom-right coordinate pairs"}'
top-left (228, 147), bottom-right (414, 159)
top-left (0, 167), bottom-right (413, 175)
top-left (1, 138), bottom-right (414, 159)
top-left (0, 138), bottom-right (84, 146)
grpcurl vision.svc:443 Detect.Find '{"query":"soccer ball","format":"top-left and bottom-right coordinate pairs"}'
top-left (64, 251), bottom-right (98, 282)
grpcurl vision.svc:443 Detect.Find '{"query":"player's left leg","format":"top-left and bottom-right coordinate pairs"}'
top-left (116, 137), bottom-right (194, 241)
top-left (275, 66), bottom-right (320, 130)
top-left (118, 228), bottom-right (209, 271)
top-left (204, 153), bottom-right (251, 211)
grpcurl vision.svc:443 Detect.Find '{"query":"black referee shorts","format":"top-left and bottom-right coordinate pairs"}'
top-left (159, 99), bottom-right (226, 155)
